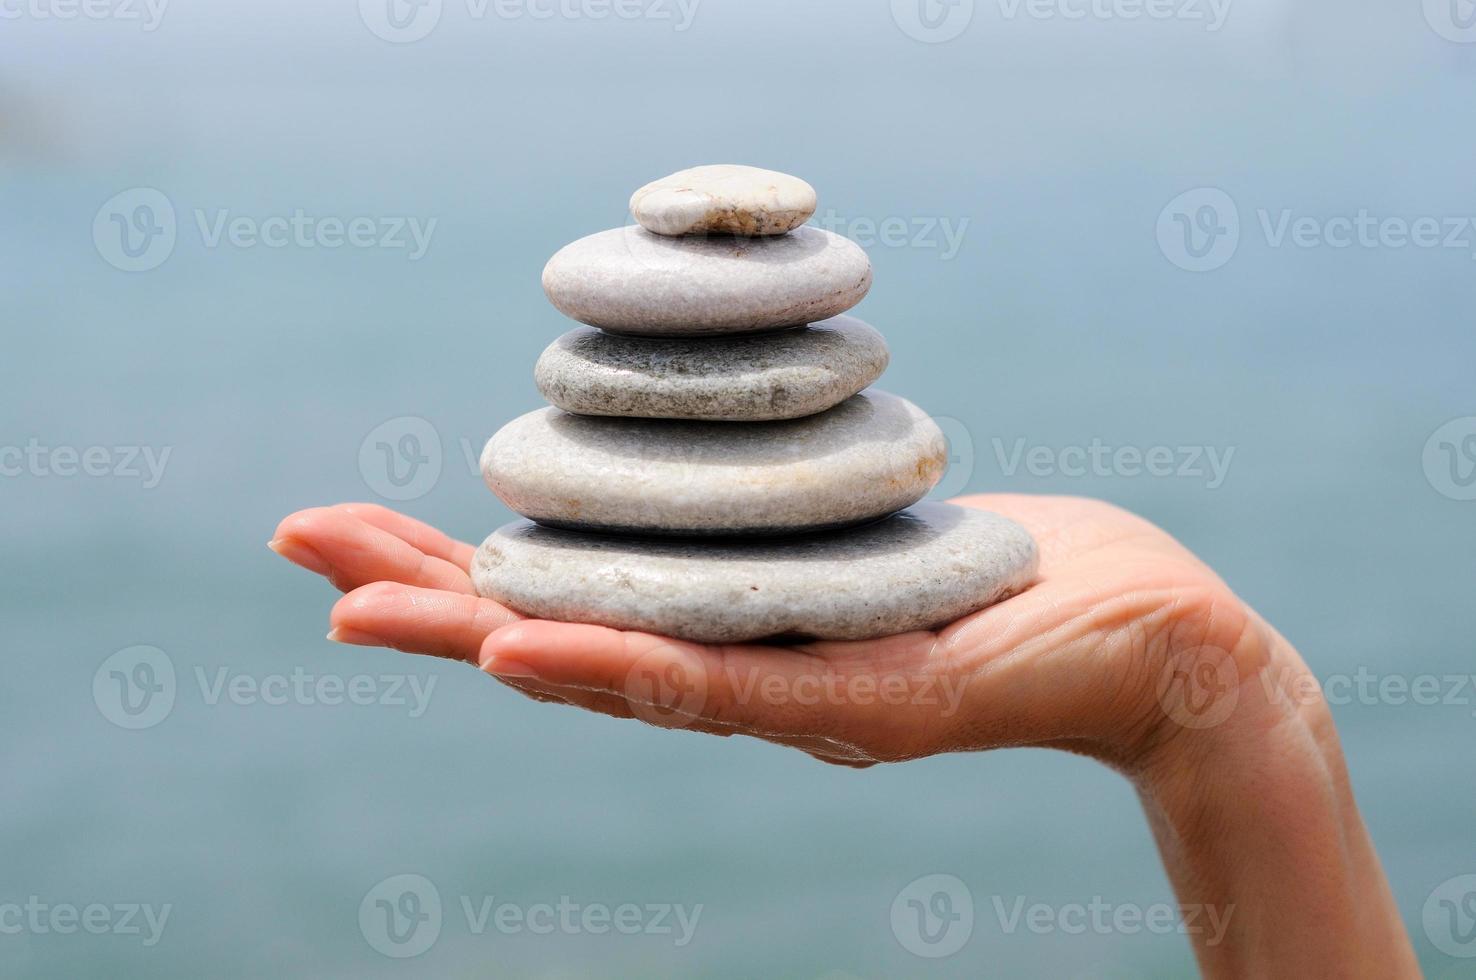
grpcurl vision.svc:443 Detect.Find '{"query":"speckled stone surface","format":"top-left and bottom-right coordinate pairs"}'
top-left (533, 316), bottom-right (890, 422)
top-left (541, 225), bottom-right (872, 336)
top-left (629, 164), bottom-right (817, 237)
top-left (481, 390), bottom-right (945, 535)
top-left (472, 502), bottom-right (1039, 643)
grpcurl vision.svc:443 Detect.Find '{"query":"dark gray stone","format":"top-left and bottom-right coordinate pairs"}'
top-left (533, 316), bottom-right (889, 421)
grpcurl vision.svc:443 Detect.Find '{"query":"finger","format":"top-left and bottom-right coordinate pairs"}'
top-left (271, 506), bottom-right (475, 595)
top-left (496, 677), bottom-right (596, 709)
top-left (330, 586), bottom-right (884, 760)
top-left (333, 503), bottom-right (478, 571)
top-left (492, 674), bottom-right (887, 762)
top-left (479, 620), bottom-right (906, 747)
top-left (494, 677), bottom-right (648, 723)
top-left (328, 582), bottom-right (517, 662)
top-left (805, 752), bottom-right (876, 769)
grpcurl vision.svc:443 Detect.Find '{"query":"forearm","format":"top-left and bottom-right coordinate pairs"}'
top-left (1135, 631), bottom-right (1418, 978)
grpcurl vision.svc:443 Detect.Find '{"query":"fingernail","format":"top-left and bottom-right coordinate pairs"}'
top-left (269, 538), bottom-right (330, 577)
top-left (482, 655), bottom-right (540, 679)
top-left (327, 627), bottom-right (385, 647)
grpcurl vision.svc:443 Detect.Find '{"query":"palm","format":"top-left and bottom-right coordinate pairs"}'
top-left (271, 495), bottom-right (1246, 768)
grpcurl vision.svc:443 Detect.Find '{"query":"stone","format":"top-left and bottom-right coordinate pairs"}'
top-left (629, 164), bottom-right (817, 237)
top-left (481, 390), bottom-right (945, 535)
top-left (533, 315), bottom-right (890, 422)
top-left (472, 502), bottom-right (1039, 643)
top-left (541, 225), bottom-right (872, 336)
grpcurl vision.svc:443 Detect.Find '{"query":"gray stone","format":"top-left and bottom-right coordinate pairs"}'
top-left (541, 225), bottom-right (872, 336)
top-left (533, 316), bottom-right (890, 422)
top-left (481, 390), bottom-right (945, 535)
top-left (472, 502), bottom-right (1038, 643)
top-left (629, 164), bottom-right (817, 237)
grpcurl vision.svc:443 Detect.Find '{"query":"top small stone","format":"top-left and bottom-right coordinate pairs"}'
top-left (630, 165), bottom-right (817, 237)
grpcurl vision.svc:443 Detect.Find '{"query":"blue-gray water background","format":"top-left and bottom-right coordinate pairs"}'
top-left (4, 0), bottom-right (1475, 975)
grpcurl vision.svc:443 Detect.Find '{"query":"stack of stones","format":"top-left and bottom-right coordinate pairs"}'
top-left (472, 165), bottom-right (1037, 643)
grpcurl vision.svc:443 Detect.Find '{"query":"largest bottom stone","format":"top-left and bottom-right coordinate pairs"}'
top-left (472, 502), bottom-right (1037, 643)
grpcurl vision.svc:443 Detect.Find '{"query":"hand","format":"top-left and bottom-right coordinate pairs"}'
top-left (269, 495), bottom-right (1419, 977)
top-left (268, 495), bottom-right (1249, 771)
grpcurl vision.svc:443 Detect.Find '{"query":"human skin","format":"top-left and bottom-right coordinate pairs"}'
top-left (270, 494), bottom-right (1419, 978)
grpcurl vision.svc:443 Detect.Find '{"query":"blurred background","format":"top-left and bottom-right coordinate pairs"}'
top-left (4, 0), bottom-right (1475, 975)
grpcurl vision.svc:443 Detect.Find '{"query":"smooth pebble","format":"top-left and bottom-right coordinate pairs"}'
top-left (473, 502), bottom-right (1039, 643)
top-left (541, 225), bottom-right (872, 336)
top-left (481, 390), bottom-right (944, 535)
top-left (629, 164), bottom-right (817, 237)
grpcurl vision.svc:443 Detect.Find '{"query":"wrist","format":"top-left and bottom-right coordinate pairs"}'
top-left (1137, 619), bottom-right (1333, 825)
top-left (1133, 623), bottom-right (1418, 978)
